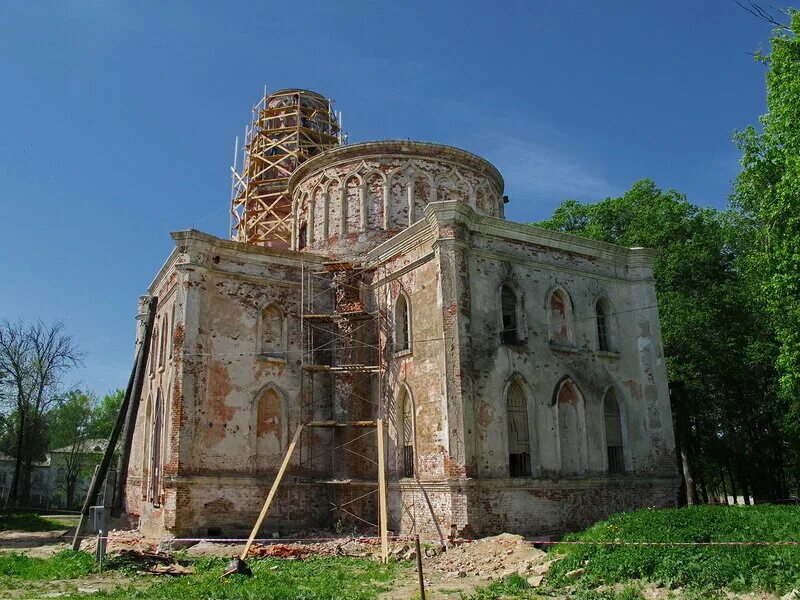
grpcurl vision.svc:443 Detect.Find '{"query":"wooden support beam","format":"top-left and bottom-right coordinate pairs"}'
top-left (377, 418), bottom-right (389, 564)
top-left (305, 420), bottom-right (377, 428)
top-left (240, 423), bottom-right (304, 560)
top-left (72, 295), bottom-right (158, 550)
top-left (112, 296), bottom-right (158, 516)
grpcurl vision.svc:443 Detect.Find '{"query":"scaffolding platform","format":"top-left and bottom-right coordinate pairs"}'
top-left (302, 310), bottom-right (377, 322)
top-left (305, 420), bottom-right (377, 428)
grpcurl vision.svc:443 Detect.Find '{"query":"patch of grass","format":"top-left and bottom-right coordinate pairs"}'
top-left (546, 504), bottom-right (800, 593)
top-left (59, 556), bottom-right (398, 600)
top-left (0, 550), bottom-right (95, 580)
top-left (0, 512), bottom-right (67, 532)
top-left (466, 574), bottom-right (531, 599)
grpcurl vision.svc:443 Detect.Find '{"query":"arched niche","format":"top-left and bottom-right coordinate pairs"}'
top-left (254, 384), bottom-right (288, 470)
top-left (554, 377), bottom-right (588, 476)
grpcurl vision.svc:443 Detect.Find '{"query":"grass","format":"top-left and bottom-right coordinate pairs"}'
top-left (0, 550), bottom-right (95, 580)
top-left (546, 504), bottom-right (800, 594)
top-left (0, 512), bottom-right (69, 532)
top-left (0, 553), bottom-right (400, 600)
top-left (465, 574), bottom-right (649, 599)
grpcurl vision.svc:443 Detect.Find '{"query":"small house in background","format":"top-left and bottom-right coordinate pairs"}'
top-left (0, 440), bottom-right (107, 510)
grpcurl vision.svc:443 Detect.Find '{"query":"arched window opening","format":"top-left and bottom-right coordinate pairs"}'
top-left (604, 391), bottom-right (625, 473)
top-left (298, 223), bottom-right (307, 249)
top-left (260, 305), bottom-right (285, 355)
top-left (169, 303), bottom-right (176, 359)
top-left (548, 288), bottom-right (574, 346)
top-left (256, 387), bottom-right (284, 469)
top-left (159, 315), bottom-right (168, 367)
top-left (596, 297), bottom-right (615, 352)
top-left (507, 380), bottom-right (531, 477)
top-left (596, 302), bottom-right (609, 351)
top-left (501, 285), bottom-right (519, 345)
top-left (398, 387), bottom-right (414, 478)
top-left (149, 390), bottom-right (164, 505)
top-left (141, 395), bottom-right (153, 499)
top-left (556, 378), bottom-right (586, 475)
top-left (149, 328), bottom-right (158, 375)
top-left (395, 294), bottom-right (410, 352)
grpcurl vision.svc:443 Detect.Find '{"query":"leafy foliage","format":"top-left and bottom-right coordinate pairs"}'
top-left (733, 9), bottom-right (800, 430)
top-left (91, 389), bottom-right (124, 439)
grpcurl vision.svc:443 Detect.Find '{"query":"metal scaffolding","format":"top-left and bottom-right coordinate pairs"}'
top-left (230, 88), bottom-right (341, 248)
top-left (299, 260), bottom-right (389, 543)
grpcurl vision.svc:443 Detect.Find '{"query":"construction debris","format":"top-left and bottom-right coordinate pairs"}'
top-left (110, 549), bottom-right (194, 576)
top-left (427, 534), bottom-right (549, 581)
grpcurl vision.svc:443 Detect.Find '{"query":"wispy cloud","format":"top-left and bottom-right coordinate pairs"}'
top-left (482, 137), bottom-right (617, 201)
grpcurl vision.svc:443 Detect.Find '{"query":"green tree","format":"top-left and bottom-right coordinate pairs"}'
top-left (48, 391), bottom-right (95, 508)
top-left (0, 320), bottom-right (81, 508)
top-left (733, 9), bottom-right (800, 430)
top-left (92, 389), bottom-right (124, 439)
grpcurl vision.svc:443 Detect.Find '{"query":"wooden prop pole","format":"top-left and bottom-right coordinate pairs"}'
top-left (240, 424), bottom-right (304, 561)
top-left (377, 418), bottom-right (389, 564)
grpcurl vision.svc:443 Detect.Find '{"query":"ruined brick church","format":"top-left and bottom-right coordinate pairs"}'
top-left (125, 89), bottom-right (680, 539)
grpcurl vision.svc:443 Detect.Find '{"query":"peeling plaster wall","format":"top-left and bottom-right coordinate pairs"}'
top-left (289, 142), bottom-right (505, 260)
top-left (128, 232), bottom-right (334, 535)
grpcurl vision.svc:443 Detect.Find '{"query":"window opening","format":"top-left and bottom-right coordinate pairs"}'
top-left (395, 294), bottom-right (410, 352)
top-left (149, 391), bottom-right (164, 505)
top-left (604, 391), bottom-right (625, 473)
top-left (596, 301), bottom-right (609, 351)
top-left (298, 224), bottom-right (307, 249)
top-left (501, 286), bottom-right (519, 345)
top-left (400, 389), bottom-right (414, 477)
top-left (507, 381), bottom-right (531, 476)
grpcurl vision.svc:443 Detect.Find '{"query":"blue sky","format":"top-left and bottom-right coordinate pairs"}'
top-left (0, 1), bottom-right (778, 396)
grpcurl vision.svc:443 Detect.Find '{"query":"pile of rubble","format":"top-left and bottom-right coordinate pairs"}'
top-left (427, 533), bottom-right (550, 584)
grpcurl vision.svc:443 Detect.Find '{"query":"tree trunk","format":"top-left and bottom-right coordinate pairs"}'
top-left (66, 475), bottom-right (76, 510)
top-left (7, 409), bottom-right (26, 508)
top-left (741, 473), bottom-right (751, 505)
top-left (725, 458), bottom-right (739, 504)
top-left (719, 467), bottom-right (729, 504)
top-left (671, 383), bottom-right (696, 505)
top-left (698, 468), bottom-right (710, 504)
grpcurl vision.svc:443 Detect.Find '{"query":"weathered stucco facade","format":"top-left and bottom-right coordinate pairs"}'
top-left (127, 139), bottom-right (679, 539)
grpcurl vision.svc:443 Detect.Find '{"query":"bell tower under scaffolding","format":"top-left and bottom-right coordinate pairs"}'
top-left (230, 88), bottom-right (341, 248)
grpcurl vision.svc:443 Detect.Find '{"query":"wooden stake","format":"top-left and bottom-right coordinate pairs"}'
top-left (240, 423), bottom-right (304, 561)
top-left (415, 534), bottom-right (426, 600)
top-left (377, 418), bottom-right (389, 564)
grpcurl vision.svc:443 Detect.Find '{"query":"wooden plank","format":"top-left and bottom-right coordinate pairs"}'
top-left (305, 420), bottom-right (377, 428)
top-left (240, 423), bottom-right (304, 560)
top-left (377, 418), bottom-right (389, 564)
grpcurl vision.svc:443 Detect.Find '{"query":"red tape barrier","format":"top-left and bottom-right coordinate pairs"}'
top-left (76, 535), bottom-right (800, 547)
